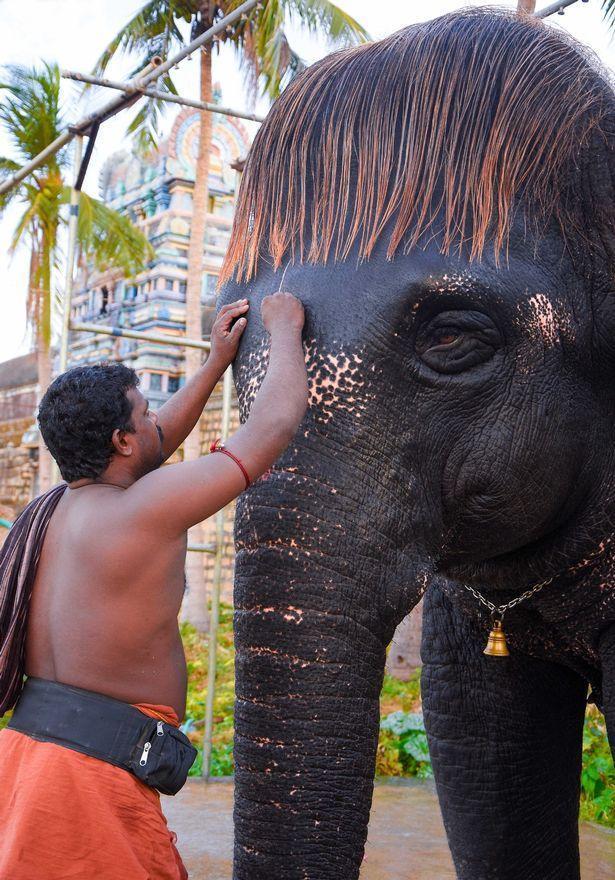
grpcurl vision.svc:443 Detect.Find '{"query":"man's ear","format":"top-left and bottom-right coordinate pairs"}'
top-left (111, 428), bottom-right (133, 458)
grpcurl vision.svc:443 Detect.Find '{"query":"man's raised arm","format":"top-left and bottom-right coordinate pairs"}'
top-left (125, 292), bottom-right (308, 533)
top-left (155, 299), bottom-right (250, 459)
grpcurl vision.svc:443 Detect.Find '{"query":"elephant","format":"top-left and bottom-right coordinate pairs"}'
top-left (218, 9), bottom-right (615, 880)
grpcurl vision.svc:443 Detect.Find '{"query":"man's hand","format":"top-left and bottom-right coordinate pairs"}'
top-left (155, 298), bottom-right (248, 458)
top-left (261, 292), bottom-right (305, 336)
top-left (208, 299), bottom-right (250, 371)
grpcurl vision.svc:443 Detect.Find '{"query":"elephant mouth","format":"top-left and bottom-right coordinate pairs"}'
top-left (435, 514), bottom-right (581, 590)
top-left (434, 467), bottom-right (594, 588)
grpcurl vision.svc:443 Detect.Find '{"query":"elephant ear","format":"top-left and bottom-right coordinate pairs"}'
top-left (566, 108), bottom-right (615, 358)
top-left (584, 111), bottom-right (615, 271)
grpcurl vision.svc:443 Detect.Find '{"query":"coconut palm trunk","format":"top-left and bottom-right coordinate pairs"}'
top-left (181, 20), bottom-right (214, 632)
top-left (36, 330), bottom-right (53, 492)
top-left (31, 242), bottom-right (53, 493)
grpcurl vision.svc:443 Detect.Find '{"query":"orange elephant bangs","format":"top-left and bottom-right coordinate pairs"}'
top-left (221, 8), bottom-right (613, 285)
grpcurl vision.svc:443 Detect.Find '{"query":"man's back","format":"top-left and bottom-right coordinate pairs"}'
top-left (26, 483), bottom-right (189, 715)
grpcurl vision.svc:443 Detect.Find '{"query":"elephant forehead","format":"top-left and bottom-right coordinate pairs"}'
top-left (235, 338), bottom-right (381, 426)
top-left (304, 342), bottom-right (374, 425)
top-left (235, 345), bottom-right (269, 422)
top-left (519, 293), bottom-right (577, 347)
top-left (508, 292), bottom-right (579, 379)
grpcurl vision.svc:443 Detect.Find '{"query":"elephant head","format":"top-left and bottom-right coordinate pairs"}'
top-left (219, 10), bottom-right (615, 879)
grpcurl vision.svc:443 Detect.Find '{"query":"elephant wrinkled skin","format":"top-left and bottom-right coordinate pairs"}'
top-left (219, 10), bottom-right (615, 880)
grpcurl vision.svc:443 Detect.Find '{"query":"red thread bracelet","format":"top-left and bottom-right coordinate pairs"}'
top-left (210, 439), bottom-right (251, 489)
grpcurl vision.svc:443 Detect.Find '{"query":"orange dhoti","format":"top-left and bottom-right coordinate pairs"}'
top-left (0, 704), bottom-right (188, 880)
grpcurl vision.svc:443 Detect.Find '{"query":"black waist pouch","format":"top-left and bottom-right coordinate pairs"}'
top-left (8, 677), bottom-right (197, 795)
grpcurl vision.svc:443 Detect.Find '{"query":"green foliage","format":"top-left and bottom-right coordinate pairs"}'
top-left (380, 669), bottom-right (421, 714)
top-left (580, 706), bottom-right (615, 828)
top-left (179, 619), bottom-right (615, 830)
top-left (181, 604), bottom-right (236, 777)
top-left (378, 709), bottom-right (433, 780)
top-left (0, 62), bottom-right (66, 171)
top-left (73, 188), bottom-right (154, 275)
top-left (376, 689), bottom-right (614, 828)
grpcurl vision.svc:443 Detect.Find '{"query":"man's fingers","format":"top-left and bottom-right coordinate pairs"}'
top-left (216, 304), bottom-right (249, 332)
top-left (218, 299), bottom-right (248, 318)
top-left (229, 317), bottom-right (247, 338)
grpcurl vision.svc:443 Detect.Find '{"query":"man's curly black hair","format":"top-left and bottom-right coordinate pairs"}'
top-left (38, 364), bottom-right (139, 483)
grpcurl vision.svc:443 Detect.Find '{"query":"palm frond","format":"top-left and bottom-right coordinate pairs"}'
top-left (124, 71), bottom-right (179, 153)
top-left (226, 0), bottom-right (369, 100)
top-left (92, 0), bottom-right (188, 77)
top-left (285, 0), bottom-right (371, 45)
top-left (10, 197), bottom-right (41, 254)
top-left (0, 156), bottom-right (21, 212)
top-left (0, 63), bottom-right (152, 348)
top-left (603, 0), bottom-right (615, 30)
top-left (91, 1), bottom-right (186, 146)
top-left (72, 189), bottom-right (154, 276)
top-left (0, 62), bottom-right (67, 166)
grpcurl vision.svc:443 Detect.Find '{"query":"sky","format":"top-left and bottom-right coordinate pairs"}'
top-left (0, 0), bottom-right (613, 362)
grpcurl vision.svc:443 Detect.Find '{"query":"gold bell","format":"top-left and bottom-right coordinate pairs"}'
top-left (484, 619), bottom-right (510, 658)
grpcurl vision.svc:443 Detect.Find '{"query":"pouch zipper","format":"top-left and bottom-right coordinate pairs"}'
top-left (157, 721), bottom-right (164, 736)
top-left (139, 741), bottom-right (151, 766)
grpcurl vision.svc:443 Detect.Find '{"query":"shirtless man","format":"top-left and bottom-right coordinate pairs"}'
top-left (0, 291), bottom-right (307, 880)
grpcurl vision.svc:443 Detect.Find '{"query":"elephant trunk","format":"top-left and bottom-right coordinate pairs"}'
top-left (232, 477), bottom-right (405, 880)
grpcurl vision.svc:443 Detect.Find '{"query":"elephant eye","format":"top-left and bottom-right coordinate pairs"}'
top-left (415, 310), bottom-right (500, 375)
top-left (428, 329), bottom-right (461, 348)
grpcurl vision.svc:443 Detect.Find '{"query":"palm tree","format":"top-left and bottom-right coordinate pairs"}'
top-left (603, 0), bottom-right (615, 28)
top-left (94, 1), bottom-right (369, 630)
top-left (0, 63), bottom-right (153, 492)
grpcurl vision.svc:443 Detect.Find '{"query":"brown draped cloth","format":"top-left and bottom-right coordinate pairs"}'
top-left (0, 483), bottom-right (66, 715)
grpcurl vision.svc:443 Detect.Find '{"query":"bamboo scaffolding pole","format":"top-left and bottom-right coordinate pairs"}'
top-left (0, 514), bottom-right (214, 554)
top-left (69, 321), bottom-right (211, 351)
top-left (55, 57), bottom-right (162, 418)
top-left (202, 365), bottom-right (233, 780)
top-left (189, 543), bottom-right (216, 553)
top-left (0, 0), bottom-right (259, 196)
top-left (51, 134), bottom-right (85, 484)
top-left (535, 0), bottom-right (582, 17)
top-left (61, 71), bottom-right (265, 124)
top-left (59, 136), bottom-right (84, 374)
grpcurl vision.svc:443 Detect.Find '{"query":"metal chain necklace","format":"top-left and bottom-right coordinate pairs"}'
top-left (462, 576), bottom-right (555, 658)
top-left (460, 532), bottom-right (615, 657)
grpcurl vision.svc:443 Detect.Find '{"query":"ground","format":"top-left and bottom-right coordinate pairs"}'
top-left (163, 779), bottom-right (615, 880)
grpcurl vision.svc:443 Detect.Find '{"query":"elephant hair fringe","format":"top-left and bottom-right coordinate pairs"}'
top-left (221, 7), bottom-right (614, 285)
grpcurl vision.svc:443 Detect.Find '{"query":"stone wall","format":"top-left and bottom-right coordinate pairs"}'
top-left (0, 417), bottom-right (37, 542)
